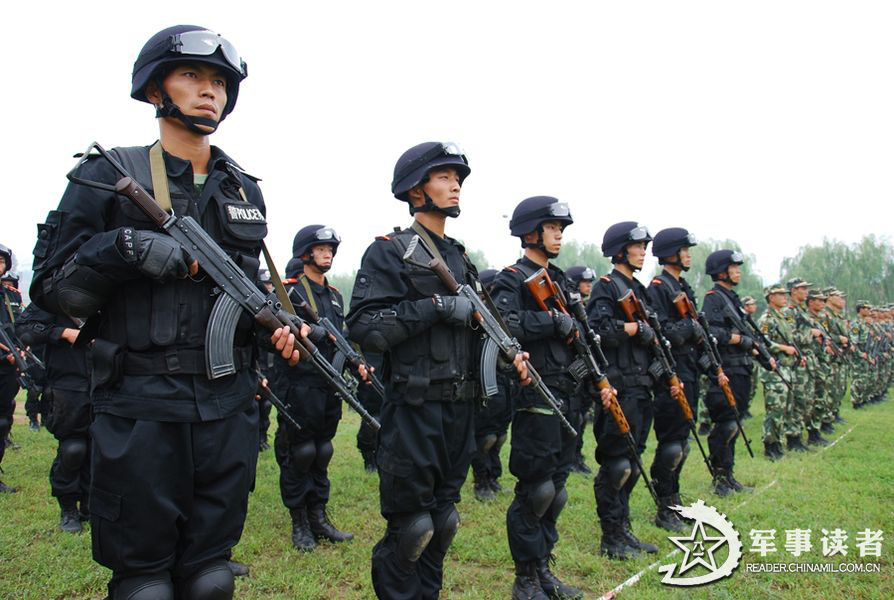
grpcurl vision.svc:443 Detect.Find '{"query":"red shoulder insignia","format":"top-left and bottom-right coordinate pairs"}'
top-left (282, 278), bottom-right (298, 284)
top-left (376, 235), bottom-right (391, 241)
top-left (504, 266), bottom-right (518, 273)
top-left (600, 276), bottom-right (611, 282)
top-left (651, 278), bottom-right (662, 285)
top-left (705, 290), bottom-right (716, 295)
top-left (328, 284), bottom-right (340, 293)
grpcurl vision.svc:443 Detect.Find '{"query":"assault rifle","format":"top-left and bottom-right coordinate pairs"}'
top-left (255, 371), bottom-right (302, 431)
top-left (288, 287), bottom-right (386, 402)
top-left (614, 289), bottom-right (716, 473)
top-left (525, 268), bottom-right (660, 504)
top-left (676, 296), bottom-right (755, 458)
top-left (722, 303), bottom-right (794, 394)
top-left (0, 324), bottom-right (45, 395)
top-left (67, 142), bottom-right (380, 431)
top-left (401, 235), bottom-right (577, 436)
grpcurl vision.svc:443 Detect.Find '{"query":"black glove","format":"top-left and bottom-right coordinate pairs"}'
top-left (636, 321), bottom-right (655, 346)
top-left (739, 335), bottom-right (753, 351)
top-left (118, 228), bottom-right (192, 281)
top-left (552, 309), bottom-right (575, 340)
top-left (307, 324), bottom-right (328, 344)
top-left (433, 295), bottom-right (474, 326)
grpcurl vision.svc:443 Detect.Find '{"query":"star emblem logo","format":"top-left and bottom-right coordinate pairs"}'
top-left (669, 520), bottom-right (728, 574)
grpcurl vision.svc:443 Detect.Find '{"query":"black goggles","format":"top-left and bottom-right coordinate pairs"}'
top-left (163, 30), bottom-right (246, 77)
top-left (313, 227), bottom-right (341, 244)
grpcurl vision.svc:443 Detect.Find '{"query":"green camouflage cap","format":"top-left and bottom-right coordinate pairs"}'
top-left (742, 295), bottom-right (756, 305)
top-left (828, 288), bottom-right (845, 297)
top-left (807, 288), bottom-right (828, 301)
top-left (786, 277), bottom-right (811, 290)
top-left (855, 300), bottom-right (870, 310)
top-left (765, 283), bottom-right (787, 297)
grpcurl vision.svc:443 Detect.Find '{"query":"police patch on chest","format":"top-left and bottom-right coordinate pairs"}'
top-left (224, 203), bottom-right (266, 224)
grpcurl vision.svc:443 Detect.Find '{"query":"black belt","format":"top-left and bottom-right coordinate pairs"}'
top-left (123, 346), bottom-right (253, 376)
top-left (393, 378), bottom-right (480, 403)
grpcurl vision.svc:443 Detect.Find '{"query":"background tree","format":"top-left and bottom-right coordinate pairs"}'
top-left (551, 240), bottom-right (612, 275)
top-left (779, 235), bottom-right (894, 309)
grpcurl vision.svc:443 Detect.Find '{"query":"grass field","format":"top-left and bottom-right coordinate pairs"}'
top-left (1, 389), bottom-right (892, 599)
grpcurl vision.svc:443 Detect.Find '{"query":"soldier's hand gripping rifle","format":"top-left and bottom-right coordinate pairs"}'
top-left (288, 287), bottom-right (386, 402)
top-left (724, 304), bottom-right (794, 393)
top-left (616, 289), bottom-right (717, 474)
top-left (0, 324), bottom-right (45, 395)
top-left (401, 235), bottom-right (577, 436)
top-left (67, 142), bottom-right (380, 431)
top-left (525, 268), bottom-right (660, 505)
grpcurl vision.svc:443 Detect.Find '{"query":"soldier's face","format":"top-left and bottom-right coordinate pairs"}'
top-left (791, 287), bottom-right (808, 302)
top-left (745, 303), bottom-right (757, 314)
top-left (540, 221), bottom-right (564, 255)
top-left (678, 247), bottom-right (692, 269)
top-left (808, 298), bottom-right (824, 312)
top-left (769, 292), bottom-right (787, 308)
top-left (150, 62), bottom-right (228, 133)
top-left (726, 264), bottom-right (741, 284)
top-left (625, 242), bottom-right (647, 270)
top-left (309, 244), bottom-right (334, 270)
top-left (417, 167), bottom-right (461, 212)
top-left (0, 256), bottom-right (5, 275)
top-left (578, 280), bottom-right (593, 297)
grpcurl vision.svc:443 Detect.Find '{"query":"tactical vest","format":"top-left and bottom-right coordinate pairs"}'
top-left (94, 145), bottom-right (265, 375)
top-left (601, 272), bottom-right (654, 387)
top-left (386, 228), bottom-right (480, 402)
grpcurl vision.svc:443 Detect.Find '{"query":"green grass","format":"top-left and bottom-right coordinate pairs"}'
top-left (1, 389), bottom-right (892, 599)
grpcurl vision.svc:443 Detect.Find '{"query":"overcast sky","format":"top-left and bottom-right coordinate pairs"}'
top-left (3, 1), bottom-right (892, 292)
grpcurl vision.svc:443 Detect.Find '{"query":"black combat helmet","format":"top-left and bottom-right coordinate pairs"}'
top-left (132, 25), bottom-right (248, 134)
top-left (565, 266), bottom-right (596, 284)
top-left (0, 244), bottom-right (12, 276)
top-left (705, 249), bottom-right (744, 280)
top-left (652, 227), bottom-right (698, 270)
top-left (391, 142), bottom-right (470, 217)
top-left (509, 196), bottom-right (573, 258)
top-left (292, 225), bottom-right (341, 259)
top-left (601, 222), bottom-right (651, 258)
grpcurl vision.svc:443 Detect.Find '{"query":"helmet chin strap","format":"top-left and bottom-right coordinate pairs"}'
top-left (304, 256), bottom-right (331, 275)
top-left (155, 79), bottom-right (219, 136)
top-left (665, 251), bottom-right (690, 272)
top-left (409, 192), bottom-right (460, 218)
top-left (521, 227), bottom-right (559, 259)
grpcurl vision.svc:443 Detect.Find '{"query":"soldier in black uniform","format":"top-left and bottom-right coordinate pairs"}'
top-left (492, 196), bottom-right (586, 600)
top-left (16, 303), bottom-right (90, 532)
top-left (701, 250), bottom-right (766, 497)
top-left (0, 244), bottom-right (22, 493)
top-left (469, 268), bottom-right (515, 502)
top-left (565, 266), bottom-right (596, 475)
top-left (274, 224), bottom-right (354, 552)
top-left (645, 228), bottom-right (711, 532)
top-left (30, 25), bottom-right (304, 599)
top-left (346, 142), bottom-right (528, 600)
top-left (356, 349), bottom-right (385, 473)
top-left (587, 222), bottom-right (661, 560)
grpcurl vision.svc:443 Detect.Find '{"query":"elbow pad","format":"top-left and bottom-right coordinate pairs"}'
top-left (350, 311), bottom-right (400, 353)
top-left (51, 256), bottom-right (116, 318)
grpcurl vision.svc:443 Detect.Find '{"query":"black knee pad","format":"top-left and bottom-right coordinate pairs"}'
top-left (479, 433), bottom-right (498, 453)
top-left (719, 420), bottom-right (738, 443)
top-left (290, 440), bottom-right (316, 473)
top-left (678, 440), bottom-right (691, 467)
top-left (494, 433), bottom-right (508, 452)
top-left (528, 479), bottom-right (556, 518)
top-left (545, 487), bottom-right (568, 522)
top-left (397, 512), bottom-right (434, 563)
top-left (0, 416), bottom-right (11, 435)
top-left (654, 441), bottom-right (684, 473)
top-left (606, 457), bottom-right (632, 490)
top-left (60, 437), bottom-right (88, 472)
top-left (314, 440), bottom-right (334, 470)
top-left (431, 506), bottom-right (461, 553)
top-left (113, 573), bottom-right (174, 600)
top-left (182, 561), bottom-right (234, 600)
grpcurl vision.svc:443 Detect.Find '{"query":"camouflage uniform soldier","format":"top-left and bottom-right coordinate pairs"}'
top-left (805, 289), bottom-right (835, 438)
top-left (850, 302), bottom-right (874, 409)
top-left (784, 278), bottom-right (817, 451)
top-left (821, 288), bottom-right (850, 425)
top-left (756, 284), bottom-right (800, 460)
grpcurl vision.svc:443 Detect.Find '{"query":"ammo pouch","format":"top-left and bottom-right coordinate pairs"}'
top-left (88, 339), bottom-right (124, 393)
top-left (567, 357), bottom-right (589, 386)
top-left (697, 352), bottom-right (713, 373)
top-left (122, 346), bottom-right (253, 376)
top-left (647, 359), bottom-right (666, 382)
